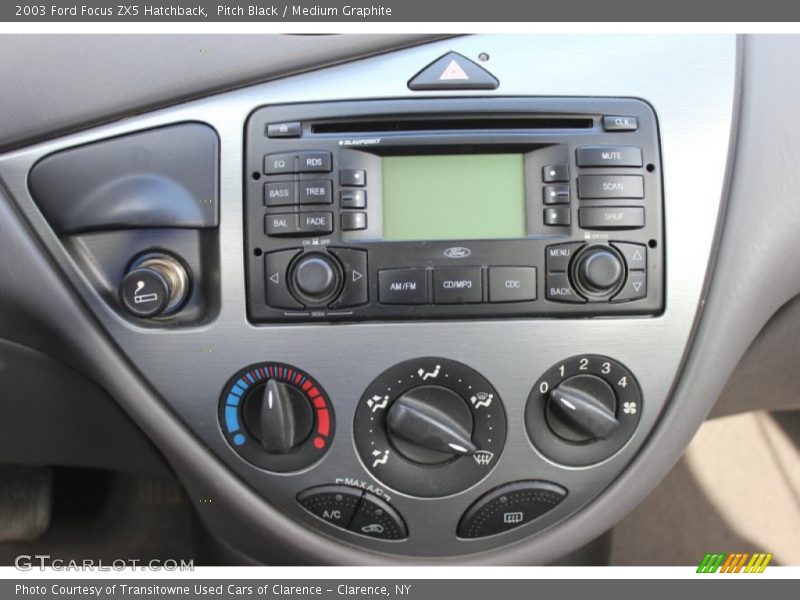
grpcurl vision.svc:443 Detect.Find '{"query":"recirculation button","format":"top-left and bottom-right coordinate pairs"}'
top-left (297, 485), bottom-right (408, 541)
top-left (457, 480), bottom-right (567, 539)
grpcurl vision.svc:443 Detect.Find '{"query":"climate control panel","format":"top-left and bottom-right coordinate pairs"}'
top-left (217, 354), bottom-right (642, 549)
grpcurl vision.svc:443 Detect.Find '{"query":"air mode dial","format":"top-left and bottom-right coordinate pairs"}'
top-left (354, 358), bottom-right (506, 498)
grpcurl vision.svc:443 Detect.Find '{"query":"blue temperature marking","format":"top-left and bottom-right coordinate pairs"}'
top-left (233, 434), bottom-right (245, 446)
top-left (226, 394), bottom-right (239, 407)
top-left (230, 386), bottom-right (243, 397)
top-left (225, 406), bottom-right (240, 433)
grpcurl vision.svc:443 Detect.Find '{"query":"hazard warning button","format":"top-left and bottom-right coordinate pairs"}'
top-left (408, 52), bottom-right (499, 90)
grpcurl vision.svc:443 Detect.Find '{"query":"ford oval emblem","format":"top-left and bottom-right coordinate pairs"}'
top-left (444, 247), bottom-right (471, 259)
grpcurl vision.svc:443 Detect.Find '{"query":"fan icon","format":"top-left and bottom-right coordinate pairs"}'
top-left (623, 402), bottom-right (637, 415)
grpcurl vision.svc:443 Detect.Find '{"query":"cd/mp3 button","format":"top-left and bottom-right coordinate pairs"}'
top-left (433, 267), bottom-right (482, 304)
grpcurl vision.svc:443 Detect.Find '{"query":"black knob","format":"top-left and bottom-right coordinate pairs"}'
top-left (546, 374), bottom-right (619, 443)
top-left (241, 379), bottom-right (314, 453)
top-left (385, 385), bottom-right (476, 465)
top-left (119, 254), bottom-right (189, 318)
top-left (289, 254), bottom-right (342, 305)
top-left (574, 247), bottom-right (624, 295)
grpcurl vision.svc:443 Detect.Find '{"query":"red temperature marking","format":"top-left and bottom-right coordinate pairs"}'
top-left (316, 408), bottom-right (330, 436)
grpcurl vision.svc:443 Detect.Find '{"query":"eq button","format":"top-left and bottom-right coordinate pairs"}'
top-left (489, 267), bottom-right (537, 303)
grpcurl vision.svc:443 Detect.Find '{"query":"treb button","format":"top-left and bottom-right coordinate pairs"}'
top-left (298, 180), bottom-right (332, 205)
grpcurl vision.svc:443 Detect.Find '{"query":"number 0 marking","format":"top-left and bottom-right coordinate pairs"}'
top-left (539, 381), bottom-right (549, 394)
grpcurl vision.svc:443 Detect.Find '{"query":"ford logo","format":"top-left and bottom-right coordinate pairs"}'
top-left (444, 247), bottom-right (471, 259)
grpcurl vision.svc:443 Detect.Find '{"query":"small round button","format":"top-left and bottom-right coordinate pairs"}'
top-left (290, 254), bottom-right (342, 305)
top-left (119, 268), bottom-right (170, 318)
top-left (574, 247), bottom-right (624, 295)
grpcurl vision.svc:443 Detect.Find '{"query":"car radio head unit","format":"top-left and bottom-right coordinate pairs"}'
top-left (244, 97), bottom-right (663, 322)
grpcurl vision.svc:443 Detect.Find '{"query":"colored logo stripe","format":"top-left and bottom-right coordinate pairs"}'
top-left (697, 552), bottom-right (773, 573)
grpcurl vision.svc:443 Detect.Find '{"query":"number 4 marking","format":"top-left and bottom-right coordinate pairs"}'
top-left (618, 376), bottom-right (628, 388)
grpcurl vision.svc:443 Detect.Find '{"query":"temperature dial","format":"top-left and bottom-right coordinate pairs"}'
top-left (354, 358), bottom-right (506, 497)
top-left (525, 355), bottom-right (642, 466)
top-left (219, 363), bottom-right (334, 472)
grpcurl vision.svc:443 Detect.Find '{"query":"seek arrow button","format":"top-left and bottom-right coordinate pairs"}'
top-left (328, 248), bottom-right (368, 309)
top-left (611, 271), bottom-right (647, 302)
top-left (264, 249), bottom-right (303, 309)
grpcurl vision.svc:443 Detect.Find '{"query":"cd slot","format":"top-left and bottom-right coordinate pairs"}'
top-left (311, 116), bottom-right (594, 134)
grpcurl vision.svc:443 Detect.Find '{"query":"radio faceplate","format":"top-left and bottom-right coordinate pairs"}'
top-left (244, 98), bottom-right (664, 322)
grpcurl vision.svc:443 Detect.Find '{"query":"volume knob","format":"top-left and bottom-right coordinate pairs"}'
top-left (289, 253), bottom-right (342, 305)
top-left (574, 247), bottom-right (624, 295)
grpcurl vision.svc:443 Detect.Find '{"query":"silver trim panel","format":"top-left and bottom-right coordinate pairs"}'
top-left (0, 34), bottom-right (736, 559)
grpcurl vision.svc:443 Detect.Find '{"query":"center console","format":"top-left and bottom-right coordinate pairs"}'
top-left (4, 34), bottom-right (735, 563)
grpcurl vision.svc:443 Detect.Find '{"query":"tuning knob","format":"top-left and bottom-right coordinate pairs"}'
top-left (289, 253), bottom-right (342, 306)
top-left (573, 246), bottom-right (624, 296)
top-left (119, 253), bottom-right (189, 318)
top-left (546, 374), bottom-right (619, 443)
top-left (241, 378), bottom-right (315, 453)
top-left (385, 385), bottom-right (476, 465)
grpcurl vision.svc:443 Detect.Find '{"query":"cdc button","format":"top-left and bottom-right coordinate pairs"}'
top-left (489, 267), bottom-right (537, 303)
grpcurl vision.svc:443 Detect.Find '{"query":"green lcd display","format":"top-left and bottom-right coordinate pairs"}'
top-left (381, 154), bottom-right (526, 241)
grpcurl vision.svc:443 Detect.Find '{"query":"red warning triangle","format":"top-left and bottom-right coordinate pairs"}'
top-left (439, 59), bottom-right (470, 81)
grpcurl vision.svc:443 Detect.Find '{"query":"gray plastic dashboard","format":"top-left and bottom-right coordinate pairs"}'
top-left (0, 34), bottom-right (749, 563)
